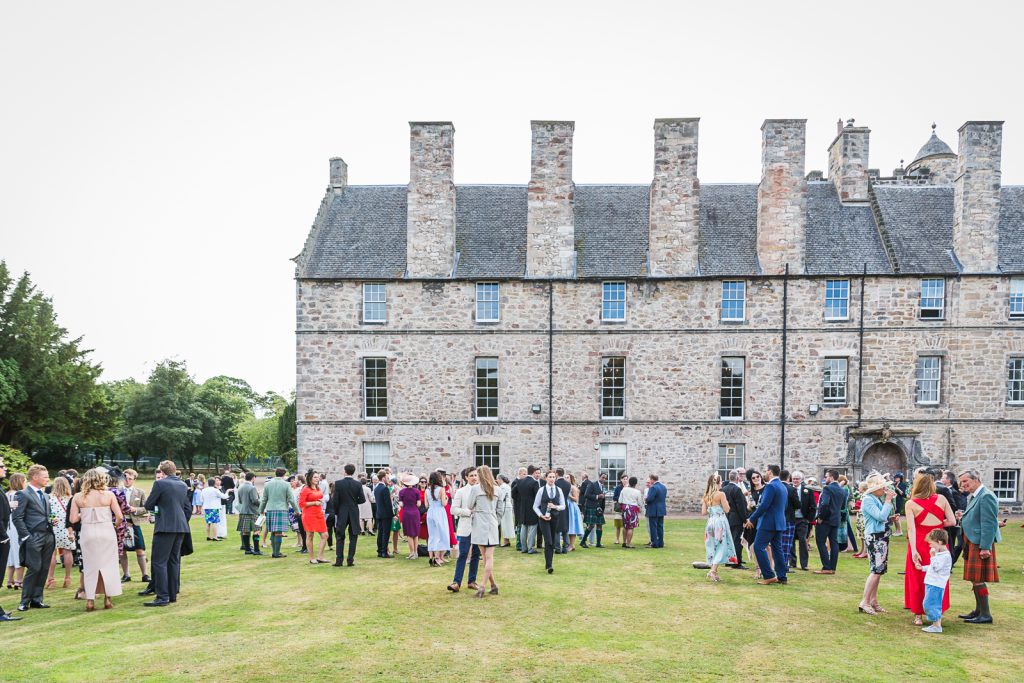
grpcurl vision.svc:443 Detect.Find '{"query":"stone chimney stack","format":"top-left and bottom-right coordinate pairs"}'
top-left (329, 157), bottom-right (348, 191)
top-left (827, 118), bottom-right (870, 202)
top-left (649, 118), bottom-right (700, 275)
top-left (406, 122), bottom-right (456, 278)
top-left (527, 121), bottom-right (576, 278)
top-left (757, 119), bottom-right (807, 275)
top-left (953, 121), bottom-right (1003, 273)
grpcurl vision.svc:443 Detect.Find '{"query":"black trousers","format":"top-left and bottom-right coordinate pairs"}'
top-left (376, 518), bottom-right (391, 555)
top-left (335, 516), bottom-right (359, 562)
top-left (948, 525), bottom-right (964, 565)
top-left (20, 529), bottom-right (55, 606)
top-left (792, 519), bottom-right (811, 569)
top-left (538, 519), bottom-right (556, 569)
top-left (150, 532), bottom-right (184, 602)
top-left (816, 523), bottom-right (840, 571)
top-left (0, 537), bottom-right (8, 611)
top-left (729, 523), bottom-right (744, 566)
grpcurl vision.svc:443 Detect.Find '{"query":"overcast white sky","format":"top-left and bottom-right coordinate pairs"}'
top-left (2, 0), bottom-right (1022, 396)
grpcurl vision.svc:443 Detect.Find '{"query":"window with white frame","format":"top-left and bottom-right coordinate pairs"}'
top-left (474, 443), bottom-right (500, 472)
top-left (363, 441), bottom-right (390, 474)
top-left (476, 282), bottom-right (500, 322)
top-left (475, 357), bottom-right (498, 419)
top-left (720, 357), bottom-right (745, 419)
top-left (825, 279), bottom-right (849, 320)
top-left (601, 357), bottom-right (625, 419)
top-left (915, 356), bottom-right (941, 405)
top-left (717, 443), bottom-right (745, 481)
top-left (362, 283), bottom-right (387, 323)
top-left (1011, 278), bottom-right (1024, 319)
top-left (721, 281), bottom-right (746, 321)
top-left (602, 282), bottom-right (626, 321)
top-left (599, 443), bottom-right (627, 487)
top-left (992, 469), bottom-right (1019, 502)
top-left (823, 357), bottom-right (848, 405)
top-left (1008, 358), bottom-right (1024, 405)
top-left (919, 279), bottom-right (945, 319)
top-left (363, 357), bottom-right (388, 418)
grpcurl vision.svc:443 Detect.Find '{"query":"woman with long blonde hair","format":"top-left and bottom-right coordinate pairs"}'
top-left (68, 468), bottom-right (124, 611)
top-left (702, 473), bottom-right (735, 582)
top-left (46, 476), bottom-right (75, 589)
top-left (468, 465), bottom-right (505, 597)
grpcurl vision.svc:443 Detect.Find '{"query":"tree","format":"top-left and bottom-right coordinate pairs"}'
top-left (121, 360), bottom-right (207, 471)
top-left (195, 376), bottom-right (258, 471)
top-left (276, 400), bottom-right (297, 471)
top-left (0, 444), bottom-right (33, 481)
top-left (0, 262), bottom-right (109, 450)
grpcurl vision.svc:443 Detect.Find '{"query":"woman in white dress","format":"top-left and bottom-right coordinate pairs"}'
top-left (358, 479), bottom-right (373, 535)
top-left (5, 473), bottom-right (26, 591)
top-left (215, 476), bottom-right (229, 540)
top-left (497, 475), bottom-right (515, 547)
top-left (468, 466), bottom-right (506, 598)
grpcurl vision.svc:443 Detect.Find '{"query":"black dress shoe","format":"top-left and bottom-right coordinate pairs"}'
top-left (332, 562), bottom-right (344, 567)
top-left (141, 575), bottom-right (151, 582)
top-left (143, 600), bottom-right (170, 607)
top-left (251, 550), bottom-right (264, 556)
top-left (347, 560), bottom-right (354, 567)
top-left (0, 612), bottom-right (22, 621)
top-left (138, 588), bottom-right (156, 596)
top-left (28, 601), bottom-right (49, 609)
top-left (16, 605), bottom-right (28, 612)
top-left (547, 567), bottom-right (554, 574)
top-left (244, 550), bottom-right (254, 555)
top-left (958, 610), bottom-right (978, 620)
top-left (121, 574), bottom-right (131, 582)
top-left (963, 616), bottom-right (993, 624)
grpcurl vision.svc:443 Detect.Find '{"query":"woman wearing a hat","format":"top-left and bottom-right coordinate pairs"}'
top-left (398, 475), bottom-right (422, 559)
top-left (858, 474), bottom-right (895, 615)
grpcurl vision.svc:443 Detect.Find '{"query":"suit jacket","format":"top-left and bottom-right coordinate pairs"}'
top-left (13, 485), bottom-right (53, 540)
top-left (330, 477), bottom-right (366, 528)
top-left (373, 482), bottom-right (393, 520)
top-left (518, 476), bottom-right (540, 525)
top-left (144, 476), bottom-right (192, 534)
top-left (960, 485), bottom-right (1001, 551)
top-left (795, 484), bottom-right (816, 521)
top-left (815, 481), bottom-right (846, 527)
top-left (0, 490), bottom-right (11, 542)
top-left (721, 481), bottom-right (747, 527)
top-left (235, 481), bottom-right (260, 516)
top-left (783, 482), bottom-right (799, 524)
top-left (510, 478), bottom-right (523, 523)
top-left (123, 486), bottom-right (149, 525)
top-left (644, 482), bottom-right (667, 517)
top-left (747, 478), bottom-right (788, 531)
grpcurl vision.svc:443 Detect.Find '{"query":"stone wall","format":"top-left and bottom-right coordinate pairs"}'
top-left (827, 124), bottom-right (870, 202)
top-left (526, 121), bottom-right (576, 278)
top-left (406, 122), bottom-right (456, 278)
top-left (954, 121), bottom-right (1003, 273)
top-left (648, 118), bottom-right (700, 275)
top-left (757, 119), bottom-right (807, 274)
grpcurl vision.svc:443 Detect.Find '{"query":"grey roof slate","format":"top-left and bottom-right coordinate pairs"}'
top-left (806, 183), bottom-right (893, 275)
top-left (871, 186), bottom-right (958, 273)
top-left (999, 186), bottom-right (1024, 272)
top-left (454, 186), bottom-right (527, 277)
top-left (697, 184), bottom-right (760, 276)
top-left (912, 132), bottom-right (955, 162)
top-left (574, 185), bottom-right (649, 277)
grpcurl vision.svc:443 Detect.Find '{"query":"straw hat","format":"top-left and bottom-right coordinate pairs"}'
top-left (401, 474), bottom-right (418, 487)
top-left (863, 474), bottom-right (889, 495)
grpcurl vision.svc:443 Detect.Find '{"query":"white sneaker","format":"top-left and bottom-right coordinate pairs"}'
top-left (922, 624), bottom-right (943, 633)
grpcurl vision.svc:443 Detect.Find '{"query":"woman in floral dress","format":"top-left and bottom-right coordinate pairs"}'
top-left (702, 474), bottom-right (736, 582)
top-left (47, 476), bottom-right (75, 589)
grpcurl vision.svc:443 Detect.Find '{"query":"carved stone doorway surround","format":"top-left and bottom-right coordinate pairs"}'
top-left (845, 423), bottom-right (930, 481)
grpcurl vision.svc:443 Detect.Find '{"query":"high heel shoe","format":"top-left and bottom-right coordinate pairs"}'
top-left (63, 577), bottom-right (71, 589)
top-left (474, 587), bottom-right (486, 599)
top-left (85, 600), bottom-right (95, 612)
top-left (45, 578), bottom-right (55, 589)
top-left (858, 604), bottom-right (877, 615)
top-left (871, 604), bottom-right (887, 613)
top-left (489, 586), bottom-right (499, 595)
top-left (706, 571), bottom-right (720, 583)
top-left (103, 598), bottom-right (113, 610)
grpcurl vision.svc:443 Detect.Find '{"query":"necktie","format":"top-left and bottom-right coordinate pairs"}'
top-left (38, 489), bottom-right (46, 510)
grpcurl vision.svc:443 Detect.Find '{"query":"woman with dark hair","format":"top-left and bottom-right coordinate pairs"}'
top-left (892, 473), bottom-right (907, 536)
top-left (425, 471), bottom-right (450, 566)
top-left (201, 477), bottom-right (228, 542)
top-left (468, 465), bottom-right (505, 597)
top-left (417, 476), bottom-right (430, 545)
top-left (299, 471), bottom-right (328, 564)
top-left (743, 469), bottom-right (765, 570)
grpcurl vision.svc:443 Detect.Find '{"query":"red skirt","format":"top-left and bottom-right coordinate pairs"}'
top-left (963, 541), bottom-right (999, 583)
top-left (302, 506), bottom-right (327, 534)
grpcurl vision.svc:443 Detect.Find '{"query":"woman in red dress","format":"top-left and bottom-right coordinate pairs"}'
top-left (903, 473), bottom-right (956, 625)
top-left (299, 471), bottom-right (329, 564)
top-left (418, 477), bottom-right (430, 542)
top-left (443, 475), bottom-right (457, 549)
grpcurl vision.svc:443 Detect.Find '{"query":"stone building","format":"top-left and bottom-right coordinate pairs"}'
top-left (294, 118), bottom-right (1024, 511)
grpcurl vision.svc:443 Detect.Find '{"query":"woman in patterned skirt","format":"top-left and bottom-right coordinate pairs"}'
top-left (617, 477), bottom-right (645, 549)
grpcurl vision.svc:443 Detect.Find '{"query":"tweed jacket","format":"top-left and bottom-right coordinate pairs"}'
top-left (123, 485), bottom-right (149, 525)
top-left (259, 477), bottom-right (292, 513)
top-left (235, 481), bottom-right (261, 516)
top-left (960, 485), bottom-right (1001, 551)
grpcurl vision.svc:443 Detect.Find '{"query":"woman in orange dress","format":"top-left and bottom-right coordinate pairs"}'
top-left (903, 472), bottom-right (956, 625)
top-left (299, 471), bottom-right (328, 564)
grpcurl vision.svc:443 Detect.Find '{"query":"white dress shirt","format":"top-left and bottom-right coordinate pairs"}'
top-left (532, 485), bottom-right (566, 519)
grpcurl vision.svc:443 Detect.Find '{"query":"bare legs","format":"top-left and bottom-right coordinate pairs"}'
top-left (406, 533), bottom-right (418, 559)
top-left (860, 572), bottom-right (882, 613)
top-left (475, 545), bottom-right (497, 597)
top-left (315, 531), bottom-right (328, 562)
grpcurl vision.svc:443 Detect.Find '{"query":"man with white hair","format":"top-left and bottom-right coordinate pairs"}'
top-left (790, 470), bottom-right (815, 571)
top-left (721, 469), bottom-right (748, 569)
top-left (956, 469), bottom-right (1000, 625)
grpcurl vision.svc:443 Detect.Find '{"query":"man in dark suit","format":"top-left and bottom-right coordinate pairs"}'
top-left (0, 457), bottom-right (20, 620)
top-left (814, 468), bottom-right (847, 574)
top-left (721, 469), bottom-right (748, 569)
top-left (330, 463), bottom-right (365, 566)
top-left (744, 464), bottom-right (789, 585)
top-left (644, 474), bottom-right (667, 548)
top-left (220, 467), bottom-right (236, 515)
top-left (143, 460), bottom-right (191, 606)
top-left (13, 464), bottom-right (56, 611)
top-left (779, 470), bottom-right (799, 569)
top-left (372, 470), bottom-right (393, 558)
top-left (790, 470), bottom-right (816, 571)
top-left (510, 467), bottom-right (526, 550)
top-left (518, 466), bottom-right (540, 554)
top-left (554, 468), bottom-right (571, 553)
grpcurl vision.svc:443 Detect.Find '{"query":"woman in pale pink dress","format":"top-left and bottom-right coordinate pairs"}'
top-left (69, 468), bottom-right (124, 611)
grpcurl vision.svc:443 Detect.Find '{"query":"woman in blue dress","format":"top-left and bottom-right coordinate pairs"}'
top-left (566, 474), bottom-right (584, 550)
top-left (703, 473), bottom-right (736, 582)
top-left (424, 471), bottom-right (451, 566)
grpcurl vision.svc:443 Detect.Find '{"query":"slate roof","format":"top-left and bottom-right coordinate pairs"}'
top-left (296, 181), bottom-right (1024, 278)
top-left (912, 132), bottom-right (955, 162)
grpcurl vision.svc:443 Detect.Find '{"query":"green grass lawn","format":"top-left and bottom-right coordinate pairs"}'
top-left (4, 519), bottom-right (1021, 682)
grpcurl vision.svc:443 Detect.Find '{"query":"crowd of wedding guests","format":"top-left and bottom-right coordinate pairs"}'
top-left (0, 450), bottom-right (1009, 631)
top-left (701, 463), bottom-right (1004, 633)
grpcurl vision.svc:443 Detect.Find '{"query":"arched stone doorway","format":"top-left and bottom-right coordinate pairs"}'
top-left (861, 442), bottom-right (905, 478)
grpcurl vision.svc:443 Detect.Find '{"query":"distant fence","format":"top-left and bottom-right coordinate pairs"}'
top-left (87, 455), bottom-right (283, 474)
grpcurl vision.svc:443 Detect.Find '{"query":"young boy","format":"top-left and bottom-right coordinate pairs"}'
top-left (917, 528), bottom-right (952, 633)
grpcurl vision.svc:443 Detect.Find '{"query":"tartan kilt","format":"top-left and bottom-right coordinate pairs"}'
top-left (582, 505), bottom-right (605, 526)
top-left (962, 540), bottom-right (999, 583)
top-left (265, 509), bottom-right (290, 534)
top-left (780, 523), bottom-right (796, 564)
top-left (236, 513), bottom-right (259, 534)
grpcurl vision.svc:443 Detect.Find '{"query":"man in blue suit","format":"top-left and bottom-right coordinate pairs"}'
top-left (644, 474), bottom-right (667, 548)
top-left (744, 464), bottom-right (788, 585)
top-left (814, 469), bottom-right (847, 574)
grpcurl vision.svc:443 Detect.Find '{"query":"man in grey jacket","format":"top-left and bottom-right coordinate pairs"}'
top-left (235, 472), bottom-right (263, 556)
top-left (13, 464), bottom-right (55, 612)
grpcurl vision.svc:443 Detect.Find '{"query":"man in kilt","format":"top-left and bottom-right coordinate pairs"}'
top-left (581, 472), bottom-right (607, 548)
top-left (259, 468), bottom-right (293, 558)
top-left (236, 472), bottom-right (263, 556)
top-left (956, 469), bottom-right (1001, 625)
